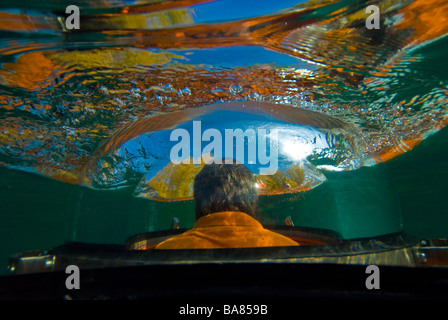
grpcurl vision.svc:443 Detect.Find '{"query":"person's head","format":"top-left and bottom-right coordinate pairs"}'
top-left (193, 161), bottom-right (259, 220)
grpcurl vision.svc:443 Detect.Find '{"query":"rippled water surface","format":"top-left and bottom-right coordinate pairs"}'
top-left (0, 0), bottom-right (448, 273)
top-left (1, 0), bottom-right (447, 183)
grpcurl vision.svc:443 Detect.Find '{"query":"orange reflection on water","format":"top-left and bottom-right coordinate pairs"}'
top-left (0, 51), bottom-right (63, 91)
top-left (397, 0), bottom-right (448, 46)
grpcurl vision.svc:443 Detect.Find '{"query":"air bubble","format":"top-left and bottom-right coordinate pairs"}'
top-left (177, 87), bottom-right (191, 96)
top-left (229, 84), bottom-right (243, 94)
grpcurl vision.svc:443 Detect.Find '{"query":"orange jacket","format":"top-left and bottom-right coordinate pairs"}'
top-left (154, 211), bottom-right (299, 249)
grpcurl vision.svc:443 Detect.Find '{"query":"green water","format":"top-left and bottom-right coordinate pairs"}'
top-left (1, 0), bottom-right (448, 276)
top-left (1, 125), bottom-right (447, 275)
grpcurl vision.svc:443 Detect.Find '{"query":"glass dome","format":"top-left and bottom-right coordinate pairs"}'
top-left (65, 101), bottom-right (403, 245)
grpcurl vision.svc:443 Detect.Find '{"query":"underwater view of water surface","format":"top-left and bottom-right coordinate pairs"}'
top-left (0, 0), bottom-right (448, 277)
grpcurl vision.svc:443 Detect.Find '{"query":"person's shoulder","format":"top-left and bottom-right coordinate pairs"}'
top-left (154, 232), bottom-right (191, 249)
top-left (154, 229), bottom-right (208, 249)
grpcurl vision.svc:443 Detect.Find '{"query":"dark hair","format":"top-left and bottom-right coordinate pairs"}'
top-left (193, 162), bottom-right (259, 220)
